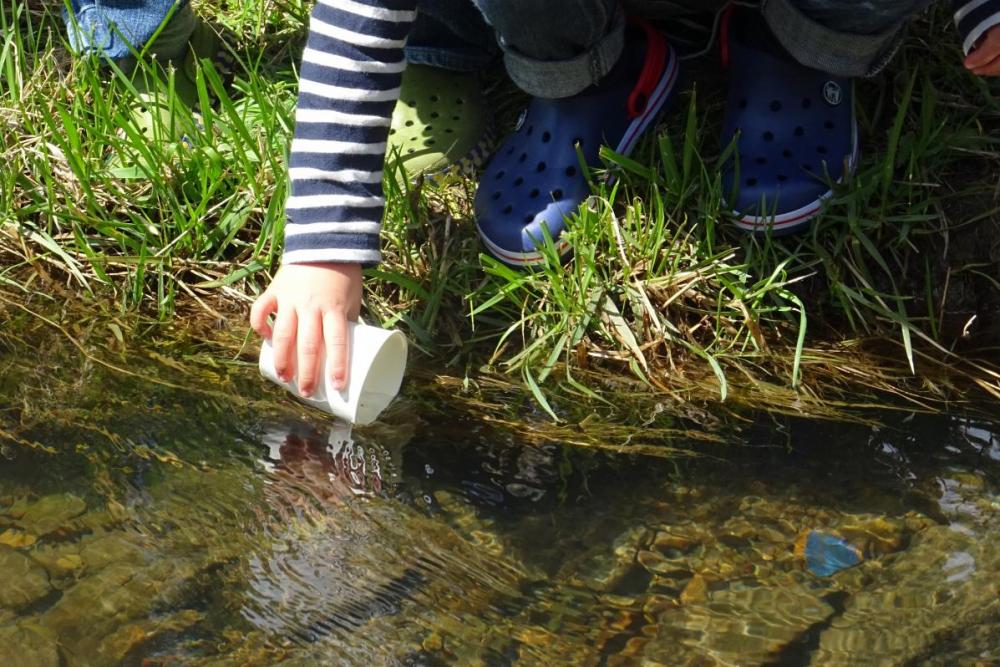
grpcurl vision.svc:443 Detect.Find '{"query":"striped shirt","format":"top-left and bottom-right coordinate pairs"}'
top-left (282, 0), bottom-right (1000, 267)
top-left (283, 0), bottom-right (416, 267)
top-left (954, 0), bottom-right (1000, 55)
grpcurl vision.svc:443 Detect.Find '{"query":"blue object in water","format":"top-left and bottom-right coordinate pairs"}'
top-left (799, 531), bottom-right (863, 577)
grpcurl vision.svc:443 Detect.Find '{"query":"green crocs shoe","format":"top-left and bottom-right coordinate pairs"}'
top-left (130, 18), bottom-right (233, 115)
top-left (110, 19), bottom-right (235, 175)
top-left (388, 65), bottom-right (494, 181)
top-left (178, 19), bottom-right (238, 105)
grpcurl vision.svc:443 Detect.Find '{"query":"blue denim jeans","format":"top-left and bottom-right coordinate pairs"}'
top-left (63, 0), bottom-right (194, 62)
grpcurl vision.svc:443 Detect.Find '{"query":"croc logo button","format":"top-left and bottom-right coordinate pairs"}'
top-left (823, 81), bottom-right (843, 106)
top-left (514, 109), bottom-right (528, 132)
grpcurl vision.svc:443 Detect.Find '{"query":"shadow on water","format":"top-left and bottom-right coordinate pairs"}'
top-left (0, 318), bottom-right (999, 665)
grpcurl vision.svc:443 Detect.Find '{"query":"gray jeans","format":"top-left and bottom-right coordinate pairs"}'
top-left (407, 0), bottom-right (936, 96)
top-left (763, 0), bottom-right (935, 76)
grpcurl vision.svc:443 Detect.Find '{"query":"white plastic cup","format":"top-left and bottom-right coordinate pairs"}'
top-left (259, 323), bottom-right (407, 426)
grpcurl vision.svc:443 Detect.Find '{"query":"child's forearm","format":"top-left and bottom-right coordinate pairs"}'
top-left (954, 0), bottom-right (1000, 54)
top-left (283, 0), bottom-right (417, 267)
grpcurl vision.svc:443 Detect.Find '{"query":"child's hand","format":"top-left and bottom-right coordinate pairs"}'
top-left (965, 24), bottom-right (1000, 75)
top-left (250, 262), bottom-right (363, 396)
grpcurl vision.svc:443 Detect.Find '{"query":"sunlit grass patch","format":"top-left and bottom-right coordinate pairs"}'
top-left (2, 1), bottom-right (1000, 413)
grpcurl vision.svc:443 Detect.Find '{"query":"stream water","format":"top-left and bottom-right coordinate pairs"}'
top-left (0, 330), bottom-right (998, 665)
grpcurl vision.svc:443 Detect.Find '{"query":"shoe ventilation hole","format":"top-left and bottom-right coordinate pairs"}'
top-left (453, 115), bottom-right (461, 122)
top-left (782, 149), bottom-right (793, 158)
top-left (526, 126), bottom-right (534, 136)
top-left (506, 146), bottom-right (514, 155)
top-left (424, 125), bottom-right (433, 132)
top-left (445, 128), bottom-right (453, 134)
top-left (405, 120), bottom-right (414, 127)
top-left (824, 120), bottom-right (835, 130)
top-left (430, 112), bottom-right (439, 119)
top-left (524, 214), bottom-right (534, 223)
top-left (496, 170), bottom-right (506, 180)
top-left (456, 98), bottom-right (464, 105)
top-left (430, 95), bottom-right (439, 102)
top-left (536, 162), bottom-right (546, 173)
top-left (763, 131), bottom-right (774, 142)
top-left (542, 131), bottom-right (551, 143)
top-left (817, 145), bottom-right (827, 155)
top-left (514, 176), bottom-right (524, 186)
top-left (529, 188), bottom-right (539, 199)
top-left (801, 163), bottom-right (812, 171)
top-left (503, 204), bottom-right (513, 214)
top-left (551, 189), bottom-right (563, 200)
top-left (407, 148), bottom-right (415, 154)
top-left (755, 156), bottom-right (767, 165)
top-left (492, 192), bottom-right (501, 201)
top-left (794, 126), bottom-right (805, 137)
top-left (769, 100), bottom-right (781, 112)
top-left (565, 166), bottom-right (577, 177)
top-left (519, 153), bottom-right (527, 163)
top-left (746, 177), bottom-right (758, 186)
top-left (407, 99), bottom-right (417, 106)
top-left (389, 129), bottom-right (396, 135)
top-left (802, 98), bottom-right (812, 109)
top-left (777, 174), bottom-right (787, 182)
top-left (424, 138), bottom-right (436, 146)
top-left (738, 99), bottom-right (748, 109)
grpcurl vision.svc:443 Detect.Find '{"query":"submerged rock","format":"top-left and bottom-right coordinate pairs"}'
top-left (0, 546), bottom-right (52, 610)
top-left (79, 533), bottom-right (148, 573)
top-left (17, 493), bottom-right (87, 537)
top-left (646, 582), bottom-right (837, 664)
top-left (96, 609), bottom-right (204, 664)
top-left (0, 527), bottom-right (37, 548)
top-left (0, 624), bottom-right (60, 667)
top-left (839, 516), bottom-right (908, 556)
top-left (29, 544), bottom-right (86, 589)
top-left (679, 573), bottom-right (708, 605)
top-left (39, 558), bottom-right (201, 663)
top-left (813, 522), bottom-right (1000, 662)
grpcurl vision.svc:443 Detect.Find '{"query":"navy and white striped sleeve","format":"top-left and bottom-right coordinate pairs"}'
top-left (282, 0), bottom-right (417, 266)
top-left (954, 0), bottom-right (1000, 55)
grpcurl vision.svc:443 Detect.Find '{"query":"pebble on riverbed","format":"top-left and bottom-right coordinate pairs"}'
top-left (0, 546), bottom-right (53, 611)
top-left (0, 624), bottom-right (61, 667)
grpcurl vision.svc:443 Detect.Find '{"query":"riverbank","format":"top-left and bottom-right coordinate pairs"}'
top-left (3, 1), bottom-right (1000, 413)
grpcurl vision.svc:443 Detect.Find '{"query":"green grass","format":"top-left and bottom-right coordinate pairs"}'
top-left (3, 0), bottom-right (1000, 416)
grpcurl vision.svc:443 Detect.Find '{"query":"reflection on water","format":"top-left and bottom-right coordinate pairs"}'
top-left (0, 343), bottom-right (998, 665)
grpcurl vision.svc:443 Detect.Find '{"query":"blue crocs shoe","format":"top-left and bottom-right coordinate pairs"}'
top-left (720, 9), bottom-right (858, 234)
top-left (475, 19), bottom-right (679, 266)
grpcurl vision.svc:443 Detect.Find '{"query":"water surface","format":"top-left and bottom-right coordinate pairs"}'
top-left (0, 333), bottom-right (998, 665)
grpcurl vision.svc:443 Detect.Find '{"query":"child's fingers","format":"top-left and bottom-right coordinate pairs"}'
top-left (972, 56), bottom-right (1000, 76)
top-left (271, 306), bottom-right (299, 383)
top-left (250, 291), bottom-right (278, 339)
top-left (323, 311), bottom-right (350, 392)
top-left (295, 307), bottom-right (324, 397)
top-left (965, 30), bottom-right (1000, 68)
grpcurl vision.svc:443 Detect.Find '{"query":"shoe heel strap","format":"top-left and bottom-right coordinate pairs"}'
top-left (626, 17), bottom-right (670, 120)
